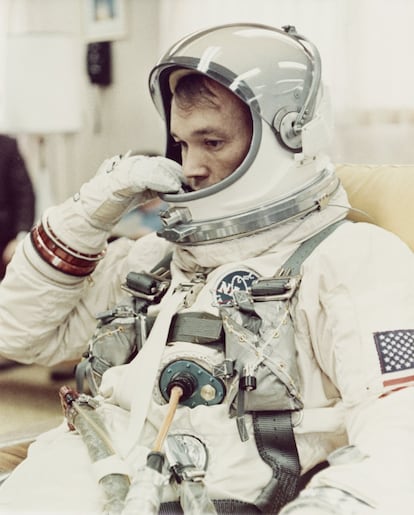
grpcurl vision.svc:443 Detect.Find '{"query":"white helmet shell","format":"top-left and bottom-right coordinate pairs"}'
top-left (149, 23), bottom-right (338, 245)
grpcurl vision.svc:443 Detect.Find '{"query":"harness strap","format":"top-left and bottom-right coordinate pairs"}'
top-left (168, 311), bottom-right (224, 344)
top-left (252, 411), bottom-right (300, 513)
top-left (283, 220), bottom-right (346, 275)
top-left (160, 500), bottom-right (260, 514)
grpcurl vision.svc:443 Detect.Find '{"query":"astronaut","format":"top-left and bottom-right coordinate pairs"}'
top-left (0, 23), bottom-right (413, 514)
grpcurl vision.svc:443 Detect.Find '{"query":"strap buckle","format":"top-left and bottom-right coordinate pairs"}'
top-left (249, 274), bottom-right (301, 301)
top-left (121, 271), bottom-right (170, 302)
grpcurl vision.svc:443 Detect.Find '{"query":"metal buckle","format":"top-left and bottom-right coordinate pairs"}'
top-left (249, 275), bottom-right (301, 301)
top-left (121, 275), bottom-right (169, 302)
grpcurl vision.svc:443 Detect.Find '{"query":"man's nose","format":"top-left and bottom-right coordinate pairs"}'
top-left (182, 148), bottom-right (208, 179)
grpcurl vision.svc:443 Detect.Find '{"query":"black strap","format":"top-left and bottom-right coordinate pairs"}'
top-left (160, 499), bottom-right (260, 514)
top-left (168, 312), bottom-right (224, 345)
top-left (252, 411), bottom-right (300, 513)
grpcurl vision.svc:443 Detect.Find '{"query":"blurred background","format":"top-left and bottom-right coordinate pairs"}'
top-left (0, 0), bottom-right (413, 434)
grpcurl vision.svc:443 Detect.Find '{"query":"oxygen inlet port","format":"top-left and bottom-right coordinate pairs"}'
top-left (166, 372), bottom-right (197, 401)
top-left (159, 359), bottom-right (225, 407)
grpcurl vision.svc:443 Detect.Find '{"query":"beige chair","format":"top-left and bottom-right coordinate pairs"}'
top-left (0, 163), bottom-right (413, 484)
top-left (336, 163), bottom-right (414, 252)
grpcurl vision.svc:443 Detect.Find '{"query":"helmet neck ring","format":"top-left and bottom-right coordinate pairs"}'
top-left (158, 168), bottom-right (339, 245)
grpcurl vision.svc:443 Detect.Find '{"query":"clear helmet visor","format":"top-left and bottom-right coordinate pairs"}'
top-left (149, 23), bottom-right (320, 202)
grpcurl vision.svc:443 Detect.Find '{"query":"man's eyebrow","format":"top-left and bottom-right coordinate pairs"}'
top-left (171, 128), bottom-right (226, 139)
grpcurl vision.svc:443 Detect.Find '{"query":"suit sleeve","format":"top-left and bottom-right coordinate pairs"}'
top-left (0, 232), bottom-right (171, 365)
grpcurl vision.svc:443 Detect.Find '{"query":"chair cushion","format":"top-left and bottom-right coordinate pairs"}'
top-left (336, 164), bottom-right (414, 251)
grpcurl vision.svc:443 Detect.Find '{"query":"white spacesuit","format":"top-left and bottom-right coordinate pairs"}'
top-left (0, 24), bottom-right (413, 514)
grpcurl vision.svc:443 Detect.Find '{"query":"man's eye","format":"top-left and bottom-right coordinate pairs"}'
top-left (205, 139), bottom-right (223, 149)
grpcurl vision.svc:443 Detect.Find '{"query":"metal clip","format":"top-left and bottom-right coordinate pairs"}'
top-left (213, 359), bottom-right (235, 379)
top-left (96, 304), bottom-right (137, 325)
top-left (76, 393), bottom-right (100, 409)
top-left (249, 275), bottom-right (301, 301)
top-left (164, 433), bottom-right (208, 484)
top-left (175, 277), bottom-right (205, 308)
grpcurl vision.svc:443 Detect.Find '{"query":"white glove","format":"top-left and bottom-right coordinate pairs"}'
top-left (46, 154), bottom-right (183, 253)
top-left (78, 154), bottom-right (183, 230)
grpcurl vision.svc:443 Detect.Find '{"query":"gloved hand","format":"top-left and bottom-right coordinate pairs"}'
top-left (77, 154), bottom-right (183, 231)
top-left (46, 154), bottom-right (183, 253)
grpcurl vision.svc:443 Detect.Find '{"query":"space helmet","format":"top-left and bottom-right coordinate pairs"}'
top-left (149, 23), bottom-right (339, 245)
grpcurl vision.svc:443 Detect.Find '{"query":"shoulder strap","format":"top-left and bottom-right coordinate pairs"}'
top-left (282, 219), bottom-right (347, 276)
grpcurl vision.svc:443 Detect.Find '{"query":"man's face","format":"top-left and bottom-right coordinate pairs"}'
top-left (170, 82), bottom-right (252, 191)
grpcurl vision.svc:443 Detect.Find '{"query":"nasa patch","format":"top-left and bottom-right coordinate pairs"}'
top-left (214, 268), bottom-right (259, 306)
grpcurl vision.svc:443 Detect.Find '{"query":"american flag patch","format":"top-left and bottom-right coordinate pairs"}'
top-left (374, 329), bottom-right (414, 389)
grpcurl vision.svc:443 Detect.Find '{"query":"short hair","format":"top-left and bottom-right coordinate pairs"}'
top-left (173, 73), bottom-right (224, 110)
